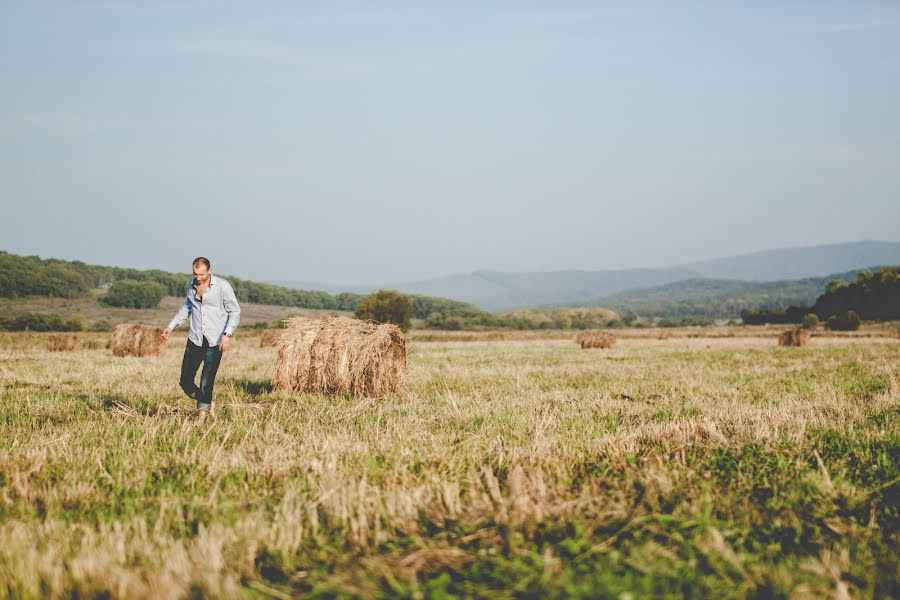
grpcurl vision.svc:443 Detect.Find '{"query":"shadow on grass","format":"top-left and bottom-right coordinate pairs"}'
top-left (101, 394), bottom-right (189, 417)
top-left (229, 378), bottom-right (273, 397)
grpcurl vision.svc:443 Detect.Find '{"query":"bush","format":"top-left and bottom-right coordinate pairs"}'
top-left (826, 310), bottom-right (861, 331)
top-left (89, 318), bottom-right (114, 332)
top-left (355, 290), bottom-right (413, 332)
top-left (100, 279), bottom-right (166, 309)
top-left (740, 305), bottom-right (809, 325)
top-left (0, 312), bottom-right (83, 331)
top-left (659, 316), bottom-right (714, 328)
top-left (801, 313), bottom-right (819, 330)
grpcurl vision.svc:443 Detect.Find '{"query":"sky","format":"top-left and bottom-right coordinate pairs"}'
top-left (1, 1), bottom-right (899, 284)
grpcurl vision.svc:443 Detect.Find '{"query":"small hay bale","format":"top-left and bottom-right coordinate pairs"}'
top-left (273, 316), bottom-right (407, 397)
top-left (47, 334), bottom-right (78, 352)
top-left (575, 330), bottom-right (617, 349)
top-left (260, 328), bottom-right (284, 348)
top-left (778, 328), bottom-right (809, 347)
top-left (110, 323), bottom-right (166, 357)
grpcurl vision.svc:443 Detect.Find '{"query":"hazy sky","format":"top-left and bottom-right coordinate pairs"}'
top-left (2, 1), bottom-right (899, 284)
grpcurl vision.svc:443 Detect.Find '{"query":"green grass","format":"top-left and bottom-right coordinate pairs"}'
top-left (0, 331), bottom-right (897, 598)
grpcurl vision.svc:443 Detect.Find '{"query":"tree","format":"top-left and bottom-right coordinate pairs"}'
top-left (826, 310), bottom-right (861, 331)
top-left (355, 290), bottom-right (412, 332)
top-left (100, 279), bottom-right (166, 309)
top-left (801, 313), bottom-right (819, 330)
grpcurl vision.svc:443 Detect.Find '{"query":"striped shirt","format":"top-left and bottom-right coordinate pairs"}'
top-left (167, 275), bottom-right (241, 346)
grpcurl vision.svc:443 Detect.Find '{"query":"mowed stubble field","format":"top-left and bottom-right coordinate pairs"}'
top-left (0, 329), bottom-right (898, 598)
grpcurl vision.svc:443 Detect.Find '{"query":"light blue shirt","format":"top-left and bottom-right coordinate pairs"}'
top-left (167, 275), bottom-right (241, 346)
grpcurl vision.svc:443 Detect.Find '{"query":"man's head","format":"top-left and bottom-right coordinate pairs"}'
top-left (192, 256), bottom-right (211, 285)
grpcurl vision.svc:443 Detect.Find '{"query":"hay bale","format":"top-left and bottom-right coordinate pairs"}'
top-left (778, 328), bottom-right (810, 347)
top-left (575, 330), bottom-right (617, 349)
top-left (110, 323), bottom-right (166, 357)
top-left (47, 334), bottom-right (78, 352)
top-left (273, 316), bottom-right (407, 397)
top-left (260, 328), bottom-right (284, 348)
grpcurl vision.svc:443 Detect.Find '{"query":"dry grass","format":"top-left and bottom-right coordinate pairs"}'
top-left (110, 323), bottom-right (167, 357)
top-left (46, 334), bottom-right (78, 352)
top-left (273, 316), bottom-right (407, 397)
top-left (259, 328), bottom-right (283, 348)
top-left (0, 330), bottom-right (897, 597)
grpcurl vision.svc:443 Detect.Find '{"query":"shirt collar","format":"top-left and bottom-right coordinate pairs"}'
top-left (191, 275), bottom-right (216, 289)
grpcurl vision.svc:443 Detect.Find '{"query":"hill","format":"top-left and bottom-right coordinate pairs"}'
top-left (277, 267), bottom-right (700, 312)
top-left (1, 251), bottom-right (624, 331)
top-left (0, 251), bottom-right (491, 326)
top-left (683, 240), bottom-right (900, 281)
top-left (590, 270), bottom-right (866, 320)
top-left (0, 290), bottom-right (335, 331)
top-left (277, 241), bottom-right (900, 311)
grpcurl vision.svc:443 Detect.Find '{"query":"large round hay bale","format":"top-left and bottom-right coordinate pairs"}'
top-left (259, 328), bottom-right (284, 348)
top-left (575, 330), bottom-right (617, 349)
top-left (778, 328), bottom-right (809, 347)
top-left (110, 323), bottom-right (166, 357)
top-left (273, 316), bottom-right (407, 397)
top-left (47, 334), bottom-right (78, 352)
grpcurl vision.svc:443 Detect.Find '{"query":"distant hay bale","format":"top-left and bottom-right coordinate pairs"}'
top-left (778, 328), bottom-right (810, 347)
top-left (273, 316), bottom-right (407, 397)
top-left (657, 330), bottom-right (672, 340)
top-left (110, 323), bottom-right (166, 357)
top-left (574, 330), bottom-right (617, 349)
top-left (260, 328), bottom-right (284, 348)
top-left (47, 334), bottom-right (78, 352)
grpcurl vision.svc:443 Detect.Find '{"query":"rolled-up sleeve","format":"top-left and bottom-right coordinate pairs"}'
top-left (222, 281), bottom-right (241, 335)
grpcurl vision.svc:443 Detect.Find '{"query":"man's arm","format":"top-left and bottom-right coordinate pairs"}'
top-left (222, 280), bottom-right (241, 336)
top-left (162, 294), bottom-right (191, 340)
top-left (217, 280), bottom-right (241, 351)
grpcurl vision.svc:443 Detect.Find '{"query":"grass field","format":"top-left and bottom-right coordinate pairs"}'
top-left (0, 329), bottom-right (897, 598)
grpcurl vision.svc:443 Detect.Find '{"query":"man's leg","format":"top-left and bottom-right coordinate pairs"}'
top-left (179, 340), bottom-right (204, 402)
top-left (197, 339), bottom-right (223, 412)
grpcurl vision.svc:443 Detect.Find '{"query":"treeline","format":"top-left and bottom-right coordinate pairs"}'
top-left (423, 306), bottom-right (623, 331)
top-left (812, 268), bottom-right (900, 321)
top-left (0, 252), bottom-right (99, 298)
top-left (740, 267), bottom-right (900, 325)
top-left (0, 251), bottom-right (357, 310)
top-left (0, 251), bottom-right (490, 322)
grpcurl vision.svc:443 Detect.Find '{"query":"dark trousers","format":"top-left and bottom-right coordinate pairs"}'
top-left (179, 337), bottom-right (222, 411)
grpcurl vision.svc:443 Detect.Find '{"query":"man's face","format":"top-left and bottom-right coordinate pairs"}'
top-left (193, 264), bottom-right (211, 285)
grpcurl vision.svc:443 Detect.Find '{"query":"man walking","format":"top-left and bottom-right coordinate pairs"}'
top-left (162, 257), bottom-right (241, 421)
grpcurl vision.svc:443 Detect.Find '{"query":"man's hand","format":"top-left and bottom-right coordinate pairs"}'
top-left (220, 335), bottom-right (232, 353)
top-left (161, 328), bottom-right (172, 341)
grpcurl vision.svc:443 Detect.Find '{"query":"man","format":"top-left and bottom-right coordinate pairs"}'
top-left (162, 257), bottom-right (241, 421)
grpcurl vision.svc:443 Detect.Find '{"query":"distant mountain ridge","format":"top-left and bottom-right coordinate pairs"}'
top-left (275, 241), bottom-right (900, 311)
top-left (680, 240), bottom-right (900, 281)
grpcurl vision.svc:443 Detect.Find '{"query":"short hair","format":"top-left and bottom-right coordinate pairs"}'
top-left (192, 257), bottom-right (211, 270)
